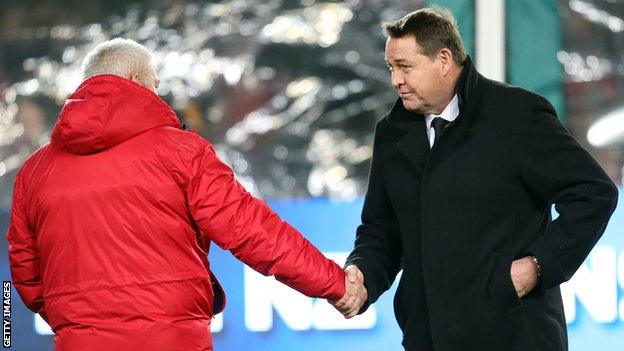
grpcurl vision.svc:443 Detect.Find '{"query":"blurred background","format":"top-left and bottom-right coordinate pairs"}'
top-left (0, 0), bottom-right (623, 350)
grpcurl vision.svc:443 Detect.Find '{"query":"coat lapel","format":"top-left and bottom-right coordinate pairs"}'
top-left (396, 126), bottom-right (429, 173)
top-left (385, 99), bottom-right (430, 172)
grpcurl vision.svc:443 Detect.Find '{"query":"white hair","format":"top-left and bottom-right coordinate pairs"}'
top-left (81, 38), bottom-right (153, 83)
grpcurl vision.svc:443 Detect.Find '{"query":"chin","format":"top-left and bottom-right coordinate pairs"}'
top-left (401, 99), bottom-right (424, 114)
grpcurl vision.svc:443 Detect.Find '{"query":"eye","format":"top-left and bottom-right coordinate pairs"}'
top-left (386, 64), bottom-right (393, 72)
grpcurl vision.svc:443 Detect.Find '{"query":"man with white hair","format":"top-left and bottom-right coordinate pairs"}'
top-left (81, 38), bottom-right (160, 92)
top-left (6, 38), bottom-right (366, 350)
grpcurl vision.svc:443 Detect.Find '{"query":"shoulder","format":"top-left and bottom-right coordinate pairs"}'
top-left (16, 143), bottom-right (53, 180)
top-left (476, 77), bottom-right (557, 124)
top-left (149, 126), bottom-right (228, 167)
top-left (374, 116), bottom-right (403, 147)
top-left (149, 126), bottom-right (214, 156)
top-left (144, 127), bottom-right (222, 187)
top-left (480, 77), bottom-right (553, 110)
top-left (374, 106), bottom-right (409, 140)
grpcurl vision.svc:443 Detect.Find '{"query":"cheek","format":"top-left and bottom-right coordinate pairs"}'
top-left (407, 73), bottom-right (435, 97)
top-left (425, 72), bottom-right (444, 95)
top-left (405, 74), bottom-right (422, 94)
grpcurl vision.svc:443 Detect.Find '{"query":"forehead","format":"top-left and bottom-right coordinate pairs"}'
top-left (384, 36), bottom-right (424, 61)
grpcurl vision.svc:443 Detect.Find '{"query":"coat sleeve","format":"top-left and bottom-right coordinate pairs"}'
top-left (185, 142), bottom-right (345, 301)
top-left (346, 124), bottom-right (403, 312)
top-left (520, 96), bottom-right (619, 291)
top-left (6, 172), bottom-right (48, 321)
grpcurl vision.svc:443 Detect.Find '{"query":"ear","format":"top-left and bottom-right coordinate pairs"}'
top-left (439, 48), bottom-right (454, 77)
top-left (130, 73), bottom-right (141, 84)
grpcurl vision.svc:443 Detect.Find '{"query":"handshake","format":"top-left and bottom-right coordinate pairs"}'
top-left (329, 265), bottom-right (368, 318)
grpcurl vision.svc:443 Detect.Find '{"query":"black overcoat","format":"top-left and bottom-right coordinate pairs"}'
top-left (346, 57), bottom-right (618, 351)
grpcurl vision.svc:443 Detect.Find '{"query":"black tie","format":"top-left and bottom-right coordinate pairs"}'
top-left (431, 117), bottom-right (450, 145)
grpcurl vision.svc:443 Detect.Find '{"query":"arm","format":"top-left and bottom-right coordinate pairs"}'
top-left (345, 125), bottom-right (403, 312)
top-left (186, 142), bottom-right (345, 300)
top-left (6, 173), bottom-right (48, 321)
top-left (519, 96), bottom-right (618, 291)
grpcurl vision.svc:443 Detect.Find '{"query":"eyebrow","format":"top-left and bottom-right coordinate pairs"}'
top-left (385, 58), bottom-right (409, 64)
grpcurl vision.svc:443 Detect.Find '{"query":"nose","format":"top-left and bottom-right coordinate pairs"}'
top-left (391, 71), bottom-right (404, 89)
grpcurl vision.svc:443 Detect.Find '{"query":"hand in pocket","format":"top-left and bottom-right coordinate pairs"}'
top-left (510, 256), bottom-right (539, 298)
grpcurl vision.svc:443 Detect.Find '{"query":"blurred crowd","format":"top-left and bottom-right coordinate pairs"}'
top-left (0, 0), bottom-right (623, 210)
top-left (0, 0), bottom-right (426, 209)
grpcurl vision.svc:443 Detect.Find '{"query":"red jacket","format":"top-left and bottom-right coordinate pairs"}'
top-left (7, 75), bottom-right (345, 351)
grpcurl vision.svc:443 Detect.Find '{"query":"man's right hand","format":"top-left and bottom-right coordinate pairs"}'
top-left (329, 265), bottom-right (367, 318)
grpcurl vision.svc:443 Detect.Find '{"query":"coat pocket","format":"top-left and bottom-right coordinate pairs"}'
top-left (393, 278), bottom-right (406, 331)
top-left (208, 270), bottom-right (226, 315)
top-left (488, 254), bottom-right (523, 314)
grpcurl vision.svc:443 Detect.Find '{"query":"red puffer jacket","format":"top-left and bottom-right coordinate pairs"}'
top-left (7, 75), bottom-right (345, 351)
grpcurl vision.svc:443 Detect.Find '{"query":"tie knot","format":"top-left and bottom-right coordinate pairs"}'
top-left (431, 117), bottom-right (450, 139)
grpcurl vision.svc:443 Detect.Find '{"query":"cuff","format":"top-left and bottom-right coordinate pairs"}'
top-left (525, 236), bottom-right (565, 291)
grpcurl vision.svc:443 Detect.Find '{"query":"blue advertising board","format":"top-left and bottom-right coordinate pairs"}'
top-left (2, 190), bottom-right (623, 350)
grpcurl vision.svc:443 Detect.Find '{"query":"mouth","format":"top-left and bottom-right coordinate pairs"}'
top-left (398, 92), bottom-right (413, 98)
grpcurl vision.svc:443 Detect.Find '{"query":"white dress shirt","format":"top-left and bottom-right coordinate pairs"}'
top-left (424, 94), bottom-right (459, 148)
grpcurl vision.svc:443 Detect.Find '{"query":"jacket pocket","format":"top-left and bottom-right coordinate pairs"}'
top-left (488, 254), bottom-right (523, 314)
top-left (208, 270), bottom-right (226, 315)
top-left (393, 278), bottom-right (406, 331)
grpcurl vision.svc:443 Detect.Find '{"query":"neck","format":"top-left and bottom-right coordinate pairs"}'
top-left (431, 65), bottom-right (463, 115)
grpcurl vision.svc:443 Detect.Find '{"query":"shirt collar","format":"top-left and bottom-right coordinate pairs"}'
top-left (425, 94), bottom-right (459, 129)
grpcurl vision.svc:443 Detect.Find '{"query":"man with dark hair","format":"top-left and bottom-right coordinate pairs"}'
top-left (334, 7), bottom-right (618, 351)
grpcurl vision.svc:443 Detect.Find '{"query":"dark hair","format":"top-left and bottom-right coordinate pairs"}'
top-left (383, 7), bottom-right (467, 65)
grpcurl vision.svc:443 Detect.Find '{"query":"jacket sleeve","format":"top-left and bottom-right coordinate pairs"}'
top-left (346, 125), bottom-right (403, 312)
top-left (185, 142), bottom-right (345, 301)
top-left (6, 172), bottom-right (48, 321)
top-left (520, 96), bottom-right (619, 291)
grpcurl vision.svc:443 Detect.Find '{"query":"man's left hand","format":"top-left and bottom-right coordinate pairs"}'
top-left (510, 257), bottom-right (539, 298)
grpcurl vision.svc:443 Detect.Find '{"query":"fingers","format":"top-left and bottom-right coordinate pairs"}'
top-left (345, 307), bottom-right (360, 319)
top-left (342, 298), bottom-right (362, 318)
top-left (334, 297), bottom-right (360, 318)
